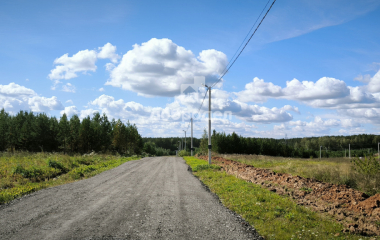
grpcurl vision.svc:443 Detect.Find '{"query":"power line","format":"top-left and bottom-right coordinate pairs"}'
top-left (211, 0), bottom-right (277, 88)
top-left (218, 0), bottom-right (271, 80)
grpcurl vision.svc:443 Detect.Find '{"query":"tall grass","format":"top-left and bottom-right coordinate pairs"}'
top-left (217, 154), bottom-right (380, 196)
top-left (0, 152), bottom-right (140, 204)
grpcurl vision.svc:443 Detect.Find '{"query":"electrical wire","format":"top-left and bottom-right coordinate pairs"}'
top-left (211, 0), bottom-right (276, 88)
top-left (217, 0), bottom-right (271, 80)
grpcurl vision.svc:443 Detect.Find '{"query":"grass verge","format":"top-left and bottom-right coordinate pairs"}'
top-left (184, 156), bottom-right (371, 240)
top-left (0, 153), bottom-right (140, 205)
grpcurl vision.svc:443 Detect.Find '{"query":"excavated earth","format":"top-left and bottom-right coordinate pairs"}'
top-left (198, 155), bottom-right (380, 236)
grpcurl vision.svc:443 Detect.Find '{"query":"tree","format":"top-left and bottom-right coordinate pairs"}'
top-left (68, 114), bottom-right (81, 152)
top-left (58, 114), bottom-right (70, 154)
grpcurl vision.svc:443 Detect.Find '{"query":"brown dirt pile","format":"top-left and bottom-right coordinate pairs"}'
top-left (197, 155), bottom-right (380, 236)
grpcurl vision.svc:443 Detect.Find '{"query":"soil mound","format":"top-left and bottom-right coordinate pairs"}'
top-left (197, 155), bottom-right (380, 236)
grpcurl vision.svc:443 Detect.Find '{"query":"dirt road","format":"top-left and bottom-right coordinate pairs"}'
top-left (0, 157), bottom-right (261, 239)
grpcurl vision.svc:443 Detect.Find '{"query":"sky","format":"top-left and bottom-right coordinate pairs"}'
top-left (1, 0), bottom-right (380, 139)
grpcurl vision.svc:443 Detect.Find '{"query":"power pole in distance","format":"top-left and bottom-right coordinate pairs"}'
top-left (191, 118), bottom-right (194, 156)
top-left (207, 86), bottom-right (212, 164)
top-left (183, 130), bottom-right (186, 152)
top-left (349, 144), bottom-right (351, 159)
top-left (320, 145), bottom-right (322, 159)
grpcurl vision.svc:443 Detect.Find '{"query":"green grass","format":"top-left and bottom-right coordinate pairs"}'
top-left (0, 152), bottom-right (140, 204)
top-left (183, 156), bottom-right (372, 240)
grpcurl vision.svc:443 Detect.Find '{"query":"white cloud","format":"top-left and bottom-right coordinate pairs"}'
top-left (99, 87), bottom-right (105, 92)
top-left (367, 69), bottom-right (380, 93)
top-left (62, 83), bottom-right (76, 93)
top-left (66, 99), bottom-right (73, 104)
top-left (0, 83), bottom-right (63, 114)
top-left (236, 73), bottom-right (380, 110)
top-left (236, 77), bottom-right (282, 103)
top-left (106, 38), bottom-right (227, 97)
top-left (48, 49), bottom-right (98, 80)
top-left (98, 43), bottom-right (120, 63)
top-left (0, 82), bottom-right (35, 97)
top-left (79, 108), bottom-right (99, 119)
top-left (60, 106), bottom-right (79, 118)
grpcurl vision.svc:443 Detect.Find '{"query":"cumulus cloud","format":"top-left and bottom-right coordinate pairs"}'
top-left (236, 72), bottom-right (380, 110)
top-left (48, 49), bottom-right (98, 80)
top-left (98, 43), bottom-right (120, 63)
top-left (367, 69), bottom-right (380, 93)
top-left (99, 88), bottom-right (105, 92)
top-left (0, 83), bottom-right (63, 113)
top-left (106, 38), bottom-right (227, 97)
top-left (48, 43), bottom-right (119, 83)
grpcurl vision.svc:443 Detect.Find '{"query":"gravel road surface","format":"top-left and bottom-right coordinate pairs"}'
top-left (0, 157), bottom-right (262, 239)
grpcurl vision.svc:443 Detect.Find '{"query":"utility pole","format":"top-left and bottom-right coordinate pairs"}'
top-left (207, 86), bottom-right (212, 164)
top-left (345, 149), bottom-right (346, 158)
top-left (191, 118), bottom-right (194, 156)
top-left (320, 145), bottom-right (322, 159)
top-left (349, 144), bottom-right (351, 159)
top-left (183, 130), bottom-right (186, 152)
top-left (378, 142), bottom-right (379, 160)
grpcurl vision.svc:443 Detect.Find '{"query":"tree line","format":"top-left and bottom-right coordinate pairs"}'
top-left (198, 130), bottom-right (380, 158)
top-left (0, 109), bottom-right (143, 154)
top-left (142, 137), bottom-right (201, 155)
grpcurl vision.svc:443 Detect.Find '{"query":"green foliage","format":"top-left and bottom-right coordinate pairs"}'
top-left (192, 164), bottom-right (221, 172)
top-left (0, 109), bottom-right (143, 154)
top-left (47, 159), bottom-right (67, 172)
top-left (351, 156), bottom-right (380, 176)
top-left (183, 156), bottom-right (363, 240)
top-left (143, 141), bottom-right (171, 156)
top-left (178, 150), bottom-right (190, 157)
top-left (143, 137), bottom-right (201, 155)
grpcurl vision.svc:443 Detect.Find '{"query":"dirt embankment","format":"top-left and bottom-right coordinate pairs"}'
top-left (198, 155), bottom-right (380, 236)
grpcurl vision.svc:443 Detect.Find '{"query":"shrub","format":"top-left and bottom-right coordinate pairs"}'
top-left (47, 159), bottom-right (67, 173)
top-left (351, 156), bottom-right (380, 177)
top-left (179, 150), bottom-right (190, 157)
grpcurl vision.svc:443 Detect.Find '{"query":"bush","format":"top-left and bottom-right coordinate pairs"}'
top-left (351, 156), bottom-right (380, 195)
top-left (179, 150), bottom-right (190, 157)
top-left (12, 165), bottom-right (43, 179)
top-left (47, 159), bottom-right (67, 173)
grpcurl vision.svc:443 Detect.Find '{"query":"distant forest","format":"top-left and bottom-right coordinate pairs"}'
top-left (0, 109), bottom-right (143, 154)
top-left (198, 130), bottom-right (380, 158)
top-left (144, 130), bottom-right (380, 158)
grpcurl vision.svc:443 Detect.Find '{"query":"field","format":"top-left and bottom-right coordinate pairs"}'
top-left (0, 152), bottom-right (140, 204)
top-left (217, 153), bottom-right (380, 196)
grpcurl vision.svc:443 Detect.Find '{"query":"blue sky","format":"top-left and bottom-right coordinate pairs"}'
top-left (1, 0), bottom-right (380, 138)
